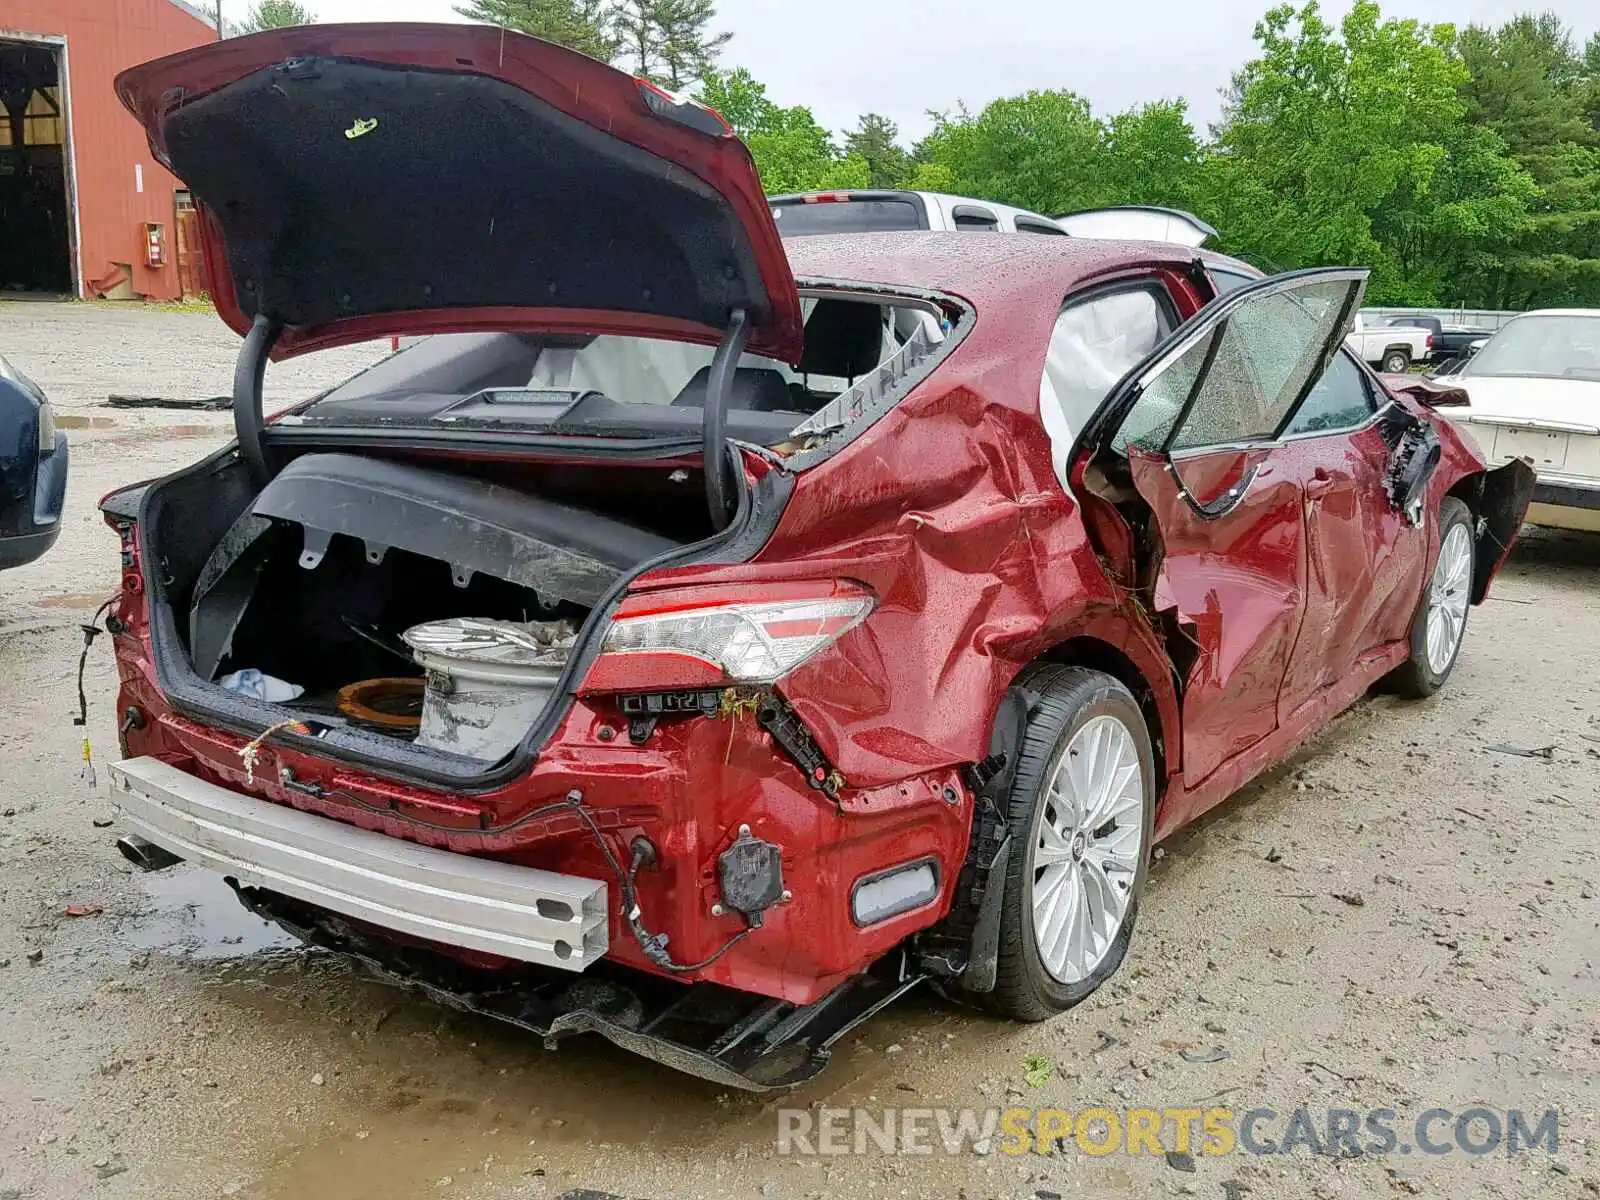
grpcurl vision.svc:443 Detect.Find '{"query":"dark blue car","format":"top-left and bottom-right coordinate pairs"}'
top-left (0, 354), bottom-right (68, 570)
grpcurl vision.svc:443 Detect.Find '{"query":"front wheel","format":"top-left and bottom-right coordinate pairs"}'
top-left (988, 665), bottom-right (1156, 1022)
top-left (1381, 348), bottom-right (1412, 374)
top-left (1389, 497), bottom-right (1475, 698)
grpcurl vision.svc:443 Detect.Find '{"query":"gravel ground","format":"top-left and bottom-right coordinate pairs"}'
top-left (1, 302), bottom-right (1596, 1200)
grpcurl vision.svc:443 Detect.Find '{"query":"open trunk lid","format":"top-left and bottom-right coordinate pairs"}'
top-left (115, 23), bottom-right (803, 362)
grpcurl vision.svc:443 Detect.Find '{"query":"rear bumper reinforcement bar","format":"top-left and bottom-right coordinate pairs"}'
top-left (108, 755), bottom-right (607, 970)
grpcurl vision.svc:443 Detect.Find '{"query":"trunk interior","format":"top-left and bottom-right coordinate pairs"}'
top-left (141, 447), bottom-right (726, 767)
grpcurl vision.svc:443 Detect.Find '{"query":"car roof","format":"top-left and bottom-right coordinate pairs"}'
top-left (1512, 308), bottom-right (1600, 318)
top-left (912, 190), bottom-right (1057, 222)
top-left (769, 189), bottom-right (1059, 225)
top-left (784, 230), bottom-right (1201, 308)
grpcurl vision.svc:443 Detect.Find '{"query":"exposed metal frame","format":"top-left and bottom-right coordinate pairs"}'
top-left (110, 755), bottom-right (610, 969)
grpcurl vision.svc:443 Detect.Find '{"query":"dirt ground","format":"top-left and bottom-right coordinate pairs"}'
top-left (1, 301), bottom-right (1596, 1200)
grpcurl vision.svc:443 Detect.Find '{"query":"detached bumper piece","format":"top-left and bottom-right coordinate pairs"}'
top-left (108, 755), bottom-right (607, 970)
top-left (235, 886), bottom-right (924, 1092)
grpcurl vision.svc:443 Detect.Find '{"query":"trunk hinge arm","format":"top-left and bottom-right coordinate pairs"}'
top-left (234, 313), bottom-right (281, 486)
top-left (702, 307), bottom-right (750, 530)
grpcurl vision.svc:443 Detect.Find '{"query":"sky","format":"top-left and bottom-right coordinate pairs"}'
top-left (228, 0), bottom-right (1600, 141)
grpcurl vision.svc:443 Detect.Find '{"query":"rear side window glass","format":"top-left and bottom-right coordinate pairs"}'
top-left (1120, 278), bottom-right (1352, 453)
top-left (771, 199), bottom-right (925, 235)
top-left (1210, 268), bottom-right (1256, 296)
top-left (1284, 348), bottom-right (1375, 435)
top-left (1039, 286), bottom-right (1172, 486)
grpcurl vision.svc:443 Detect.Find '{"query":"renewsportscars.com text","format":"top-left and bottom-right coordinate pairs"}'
top-left (776, 1106), bottom-right (1560, 1158)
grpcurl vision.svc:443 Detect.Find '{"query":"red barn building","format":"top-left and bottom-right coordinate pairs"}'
top-left (1, 0), bottom-right (216, 300)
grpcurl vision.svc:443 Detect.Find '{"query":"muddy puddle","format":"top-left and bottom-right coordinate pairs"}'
top-left (124, 866), bottom-right (295, 960)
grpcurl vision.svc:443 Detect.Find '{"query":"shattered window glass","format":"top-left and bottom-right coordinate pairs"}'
top-left (1116, 341), bottom-right (1202, 453)
top-left (1117, 279), bottom-right (1351, 454)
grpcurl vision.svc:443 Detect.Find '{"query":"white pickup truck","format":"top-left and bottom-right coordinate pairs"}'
top-left (1345, 311), bottom-right (1433, 373)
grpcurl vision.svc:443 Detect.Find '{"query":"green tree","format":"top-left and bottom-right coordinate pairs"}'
top-left (1099, 100), bottom-right (1204, 212)
top-left (614, 0), bottom-right (729, 89)
top-left (698, 68), bottom-right (865, 193)
top-left (453, 0), bottom-right (619, 61)
top-left (844, 114), bottom-right (912, 188)
top-left (1203, 1), bottom-right (1534, 302)
top-left (238, 0), bottom-right (315, 31)
top-left (913, 91), bottom-right (1108, 214)
top-left (1456, 14), bottom-right (1600, 306)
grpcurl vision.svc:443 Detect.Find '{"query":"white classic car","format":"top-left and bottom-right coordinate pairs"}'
top-left (1435, 309), bottom-right (1600, 533)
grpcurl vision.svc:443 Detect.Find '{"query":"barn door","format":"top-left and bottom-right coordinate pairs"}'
top-left (174, 200), bottom-right (204, 300)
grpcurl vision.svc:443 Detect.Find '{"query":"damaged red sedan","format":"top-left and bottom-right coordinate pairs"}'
top-left (101, 25), bottom-right (1535, 1089)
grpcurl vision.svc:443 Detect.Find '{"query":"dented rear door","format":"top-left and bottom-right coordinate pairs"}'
top-left (1092, 269), bottom-right (1368, 787)
top-left (1273, 354), bottom-right (1426, 723)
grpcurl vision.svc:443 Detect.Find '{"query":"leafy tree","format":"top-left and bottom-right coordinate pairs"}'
top-left (453, 0), bottom-right (619, 61)
top-left (913, 91), bottom-right (1107, 214)
top-left (844, 114), bottom-right (912, 188)
top-left (1203, 1), bottom-right (1534, 302)
top-left (698, 68), bottom-right (865, 193)
top-left (653, 0), bottom-right (730, 90)
top-left (1099, 101), bottom-right (1204, 212)
top-left (695, 66), bottom-right (772, 137)
top-left (238, 0), bottom-right (315, 31)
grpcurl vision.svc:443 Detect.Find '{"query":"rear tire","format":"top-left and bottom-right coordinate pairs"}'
top-left (988, 665), bottom-right (1155, 1022)
top-left (1382, 348), bottom-right (1412, 373)
top-left (1389, 497), bottom-right (1474, 698)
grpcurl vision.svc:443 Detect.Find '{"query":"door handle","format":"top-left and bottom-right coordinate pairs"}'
top-left (1306, 467), bottom-right (1339, 499)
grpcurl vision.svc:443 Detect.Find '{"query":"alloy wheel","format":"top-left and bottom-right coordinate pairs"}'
top-left (1030, 715), bottom-right (1145, 984)
top-left (1425, 522), bottom-right (1472, 675)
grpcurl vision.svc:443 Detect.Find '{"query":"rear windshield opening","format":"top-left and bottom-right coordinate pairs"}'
top-left (770, 198), bottom-right (926, 236)
top-left (293, 293), bottom-right (950, 443)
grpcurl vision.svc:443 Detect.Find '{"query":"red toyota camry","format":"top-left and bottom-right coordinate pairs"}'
top-left (101, 24), bottom-right (1533, 1090)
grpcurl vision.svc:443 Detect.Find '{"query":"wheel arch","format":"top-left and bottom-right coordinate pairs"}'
top-left (1030, 633), bottom-right (1176, 805)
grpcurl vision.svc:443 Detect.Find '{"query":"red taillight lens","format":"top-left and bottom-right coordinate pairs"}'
top-left (582, 582), bottom-right (874, 693)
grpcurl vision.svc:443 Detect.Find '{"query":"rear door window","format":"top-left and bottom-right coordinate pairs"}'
top-left (1015, 216), bottom-right (1068, 236)
top-left (1209, 267), bottom-right (1257, 296)
top-left (1115, 275), bottom-right (1364, 456)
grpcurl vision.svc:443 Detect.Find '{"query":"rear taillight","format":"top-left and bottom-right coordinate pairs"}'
top-left (582, 582), bottom-right (873, 693)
